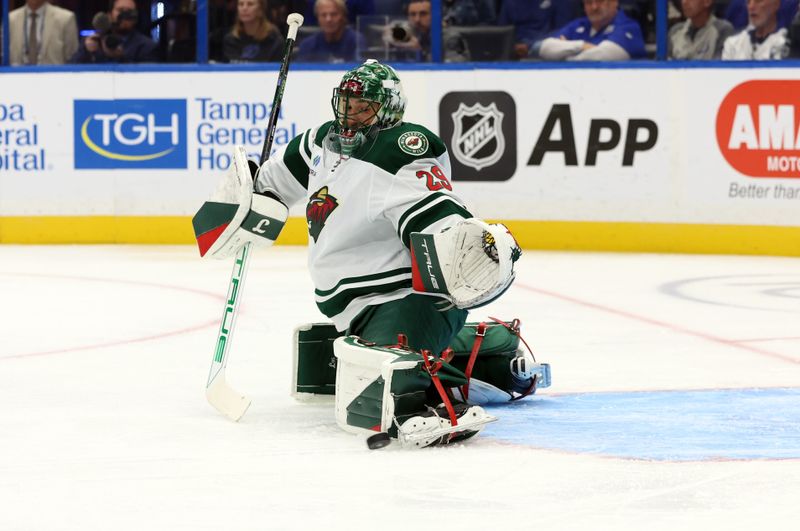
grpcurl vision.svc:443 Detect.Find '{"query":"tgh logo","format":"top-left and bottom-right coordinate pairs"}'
top-left (439, 91), bottom-right (516, 181)
top-left (74, 99), bottom-right (187, 169)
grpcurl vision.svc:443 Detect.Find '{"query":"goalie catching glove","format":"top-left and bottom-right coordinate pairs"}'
top-left (192, 146), bottom-right (288, 259)
top-left (410, 219), bottom-right (522, 309)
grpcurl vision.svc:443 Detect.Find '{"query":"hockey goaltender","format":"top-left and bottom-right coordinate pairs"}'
top-left (193, 59), bottom-right (551, 449)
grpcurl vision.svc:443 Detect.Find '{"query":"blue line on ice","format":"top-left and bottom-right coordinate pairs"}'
top-left (484, 388), bottom-right (800, 461)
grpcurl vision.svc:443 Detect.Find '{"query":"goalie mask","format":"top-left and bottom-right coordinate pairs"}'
top-left (328, 59), bottom-right (406, 157)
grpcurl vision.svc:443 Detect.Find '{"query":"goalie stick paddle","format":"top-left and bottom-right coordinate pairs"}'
top-left (206, 13), bottom-right (305, 422)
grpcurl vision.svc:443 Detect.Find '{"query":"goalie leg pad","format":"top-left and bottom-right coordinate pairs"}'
top-left (333, 336), bottom-right (495, 448)
top-left (448, 320), bottom-right (552, 404)
top-left (292, 323), bottom-right (343, 399)
top-left (192, 145), bottom-right (288, 258)
top-left (410, 218), bottom-right (521, 309)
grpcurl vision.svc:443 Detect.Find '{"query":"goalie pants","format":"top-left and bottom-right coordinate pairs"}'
top-left (347, 294), bottom-right (467, 355)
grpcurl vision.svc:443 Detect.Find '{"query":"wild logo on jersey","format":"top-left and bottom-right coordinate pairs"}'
top-left (398, 131), bottom-right (429, 156)
top-left (306, 186), bottom-right (339, 242)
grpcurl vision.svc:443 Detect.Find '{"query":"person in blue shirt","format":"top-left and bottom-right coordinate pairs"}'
top-left (539, 0), bottom-right (646, 60)
top-left (725, 0), bottom-right (798, 30)
top-left (498, 0), bottom-right (580, 59)
top-left (303, 0), bottom-right (375, 26)
top-left (296, 0), bottom-right (366, 62)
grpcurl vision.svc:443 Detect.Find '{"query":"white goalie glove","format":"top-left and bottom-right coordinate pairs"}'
top-left (409, 218), bottom-right (522, 309)
top-left (192, 146), bottom-right (288, 259)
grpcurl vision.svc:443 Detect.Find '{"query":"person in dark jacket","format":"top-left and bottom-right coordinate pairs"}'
top-left (223, 0), bottom-right (283, 62)
top-left (71, 0), bottom-right (157, 63)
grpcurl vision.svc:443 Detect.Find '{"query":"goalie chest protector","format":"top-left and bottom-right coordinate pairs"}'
top-left (256, 121), bottom-right (472, 331)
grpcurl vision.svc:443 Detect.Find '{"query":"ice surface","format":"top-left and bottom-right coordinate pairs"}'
top-left (1, 245), bottom-right (799, 531)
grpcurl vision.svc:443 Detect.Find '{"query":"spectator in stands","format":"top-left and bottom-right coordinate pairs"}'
top-left (722, 0), bottom-right (789, 59)
top-left (295, 0), bottom-right (365, 62)
top-left (304, 0), bottom-right (375, 25)
top-left (540, 0), bottom-right (646, 61)
top-left (499, 0), bottom-right (579, 59)
top-left (223, 0), bottom-right (283, 62)
top-left (668, 0), bottom-right (734, 59)
top-left (9, 0), bottom-right (79, 65)
top-left (386, 0), bottom-right (469, 62)
top-left (725, 0), bottom-right (798, 30)
top-left (443, 0), bottom-right (497, 26)
top-left (71, 0), bottom-right (158, 63)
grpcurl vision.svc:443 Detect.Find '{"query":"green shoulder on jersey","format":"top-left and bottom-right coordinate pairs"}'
top-left (359, 122), bottom-right (447, 175)
top-left (312, 121), bottom-right (447, 175)
top-left (363, 124), bottom-right (470, 246)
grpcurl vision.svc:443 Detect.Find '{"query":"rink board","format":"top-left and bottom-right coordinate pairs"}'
top-left (1, 67), bottom-right (799, 254)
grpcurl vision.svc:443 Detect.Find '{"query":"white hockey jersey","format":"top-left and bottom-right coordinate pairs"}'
top-left (722, 27), bottom-right (789, 60)
top-left (255, 121), bottom-right (472, 331)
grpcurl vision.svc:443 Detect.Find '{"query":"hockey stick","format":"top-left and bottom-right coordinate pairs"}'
top-left (206, 13), bottom-right (305, 421)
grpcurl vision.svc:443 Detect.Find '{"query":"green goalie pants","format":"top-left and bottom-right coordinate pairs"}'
top-left (295, 294), bottom-right (522, 398)
top-left (347, 294), bottom-right (468, 355)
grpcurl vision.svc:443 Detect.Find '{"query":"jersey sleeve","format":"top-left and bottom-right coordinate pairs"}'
top-left (572, 40), bottom-right (630, 61)
top-left (376, 139), bottom-right (473, 248)
top-left (254, 126), bottom-right (317, 206)
top-left (540, 37), bottom-right (584, 60)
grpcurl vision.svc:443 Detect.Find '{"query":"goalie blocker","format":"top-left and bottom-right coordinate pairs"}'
top-left (192, 145), bottom-right (289, 259)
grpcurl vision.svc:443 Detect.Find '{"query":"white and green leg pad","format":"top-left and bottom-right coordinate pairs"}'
top-left (333, 336), bottom-right (496, 448)
top-left (291, 320), bottom-right (551, 405)
top-left (292, 323), bottom-right (343, 400)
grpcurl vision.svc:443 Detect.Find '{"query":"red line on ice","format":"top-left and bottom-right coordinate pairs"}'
top-left (2, 320), bottom-right (221, 360)
top-left (516, 282), bottom-right (800, 365)
top-left (0, 273), bottom-right (225, 361)
top-left (734, 336), bottom-right (800, 344)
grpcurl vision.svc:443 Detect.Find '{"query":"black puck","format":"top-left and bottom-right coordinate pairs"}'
top-left (366, 432), bottom-right (392, 450)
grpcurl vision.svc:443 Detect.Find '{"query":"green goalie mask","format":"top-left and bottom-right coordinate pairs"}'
top-left (328, 59), bottom-right (406, 156)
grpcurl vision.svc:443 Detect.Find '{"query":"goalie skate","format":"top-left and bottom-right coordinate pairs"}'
top-left (396, 403), bottom-right (496, 449)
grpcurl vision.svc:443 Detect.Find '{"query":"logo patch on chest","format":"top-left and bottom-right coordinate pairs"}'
top-left (398, 131), bottom-right (429, 156)
top-left (306, 186), bottom-right (339, 242)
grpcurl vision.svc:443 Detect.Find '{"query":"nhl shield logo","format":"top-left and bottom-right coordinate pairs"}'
top-left (451, 103), bottom-right (505, 171)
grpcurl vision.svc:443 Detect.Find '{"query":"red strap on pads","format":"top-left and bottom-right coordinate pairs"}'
top-left (459, 317), bottom-right (539, 402)
top-left (460, 322), bottom-right (487, 401)
top-left (420, 349), bottom-right (458, 427)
